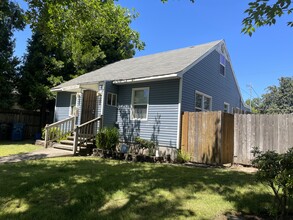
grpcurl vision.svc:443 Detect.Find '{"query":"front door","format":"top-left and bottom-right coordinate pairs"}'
top-left (81, 90), bottom-right (97, 124)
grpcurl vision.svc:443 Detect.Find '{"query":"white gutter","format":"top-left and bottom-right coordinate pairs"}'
top-left (113, 73), bottom-right (179, 85)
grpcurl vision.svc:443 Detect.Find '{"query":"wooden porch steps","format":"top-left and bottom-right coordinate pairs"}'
top-left (52, 135), bottom-right (94, 152)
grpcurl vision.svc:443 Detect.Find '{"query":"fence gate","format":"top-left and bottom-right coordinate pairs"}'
top-left (181, 111), bottom-right (234, 165)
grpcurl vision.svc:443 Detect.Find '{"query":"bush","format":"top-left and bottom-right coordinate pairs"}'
top-left (252, 147), bottom-right (293, 219)
top-left (42, 127), bottom-right (61, 140)
top-left (96, 127), bottom-right (119, 150)
top-left (177, 150), bottom-right (191, 163)
top-left (135, 137), bottom-right (155, 155)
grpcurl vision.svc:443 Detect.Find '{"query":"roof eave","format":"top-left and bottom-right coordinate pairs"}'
top-left (113, 73), bottom-right (180, 85)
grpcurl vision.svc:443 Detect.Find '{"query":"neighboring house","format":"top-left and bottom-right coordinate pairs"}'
top-left (51, 40), bottom-right (249, 155)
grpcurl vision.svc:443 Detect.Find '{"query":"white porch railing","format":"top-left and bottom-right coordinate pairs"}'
top-left (44, 116), bottom-right (76, 148)
top-left (73, 116), bottom-right (103, 155)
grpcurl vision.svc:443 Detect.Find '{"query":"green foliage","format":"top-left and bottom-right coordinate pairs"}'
top-left (252, 147), bottom-right (293, 219)
top-left (177, 150), bottom-right (191, 163)
top-left (25, 0), bottom-right (145, 76)
top-left (96, 127), bottom-right (119, 150)
top-left (0, 0), bottom-right (25, 109)
top-left (242, 0), bottom-right (293, 36)
top-left (135, 137), bottom-right (155, 155)
top-left (246, 77), bottom-right (293, 114)
top-left (18, 32), bottom-right (65, 110)
top-left (245, 98), bottom-right (261, 114)
top-left (261, 77), bottom-right (293, 114)
top-left (135, 137), bottom-right (155, 149)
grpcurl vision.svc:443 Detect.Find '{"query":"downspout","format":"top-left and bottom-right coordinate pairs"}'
top-left (176, 77), bottom-right (183, 149)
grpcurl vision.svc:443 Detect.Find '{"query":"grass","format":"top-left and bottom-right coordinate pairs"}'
top-left (0, 140), bottom-right (42, 157)
top-left (0, 157), bottom-right (281, 220)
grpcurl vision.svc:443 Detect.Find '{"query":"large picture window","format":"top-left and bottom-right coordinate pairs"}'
top-left (195, 91), bottom-right (212, 112)
top-left (131, 87), bottom-right (149, 120)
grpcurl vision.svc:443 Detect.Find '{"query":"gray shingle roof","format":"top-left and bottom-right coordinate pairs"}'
top-left (53, 40), bottom-right (222, 90)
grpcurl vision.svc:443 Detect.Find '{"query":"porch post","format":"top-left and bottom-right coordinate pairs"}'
top-left (73, 125), bottom-right (79, 155)
top-left (44, 124), bottom-right (48, 148)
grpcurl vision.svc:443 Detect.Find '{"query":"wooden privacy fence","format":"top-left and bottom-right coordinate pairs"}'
top-left (234, 114), bottom-right (293, 164)
top-left (181, 111), bottom-right (234, 165)
top-left (0, 109), bottom-right (52, 139)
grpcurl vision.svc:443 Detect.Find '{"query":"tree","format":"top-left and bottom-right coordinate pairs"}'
top-left (245, 98), bottom-right (261, 113)
top-left (25, 0), bottom-right (144, 76)
top-left (0, 0), bottom-right (24, 109)
top-left (242, 0), bottom-right (293, 36)
top-left (18, 32), bottom-right (73, 126)
top-left (18, 0), bottom-right (144, 126)
top-left (261, 77), bottom-right (293, 114)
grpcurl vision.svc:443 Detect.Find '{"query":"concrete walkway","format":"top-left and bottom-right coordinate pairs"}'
top-left (0, 148), bottom-right (73, 164)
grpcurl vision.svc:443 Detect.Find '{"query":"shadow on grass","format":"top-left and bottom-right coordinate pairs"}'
top-left (0, 158), bottom-right (277, 220)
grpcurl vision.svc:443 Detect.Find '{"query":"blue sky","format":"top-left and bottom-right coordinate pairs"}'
top-left (14, 0), bottom-right (293, 101)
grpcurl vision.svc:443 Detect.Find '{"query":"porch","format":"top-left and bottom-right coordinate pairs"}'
top-left (44, 115), bottom-right (103, 155)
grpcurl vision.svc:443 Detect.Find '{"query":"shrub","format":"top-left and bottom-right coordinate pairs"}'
top-left (135, 137), bottom-right (155, 155)
top-left (42, 127), bottom-right (61, 140)
top-left (96, 127), bottom-right (119, 150)
top-left (252, 147), bottom-right (293, 219)
top-left (177, 150), bottom-right (191, 163)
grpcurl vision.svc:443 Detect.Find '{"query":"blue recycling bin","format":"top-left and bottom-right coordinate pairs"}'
top-left (11, 123), bottom-right (25, 141)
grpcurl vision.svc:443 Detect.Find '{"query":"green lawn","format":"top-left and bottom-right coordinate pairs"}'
top-left (0, 157), bottom-right (278, 220)
top-left (0, 140), bottom-right (42, 157)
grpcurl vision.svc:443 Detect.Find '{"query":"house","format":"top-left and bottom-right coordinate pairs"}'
top-left (50, 40), bottom-right (248, 156)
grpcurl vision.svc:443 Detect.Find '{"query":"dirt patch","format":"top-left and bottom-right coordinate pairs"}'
top-left (225, 164), bottom-right (258, 173)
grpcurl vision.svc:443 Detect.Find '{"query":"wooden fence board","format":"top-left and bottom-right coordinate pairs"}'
top-left (233, 114), bottom-right (293, 164)
top-left (0, 109), bottom-right (53, 139)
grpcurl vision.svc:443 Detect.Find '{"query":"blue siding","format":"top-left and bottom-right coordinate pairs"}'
top-left (182, 50), bottom-right (244, 112)
top-left (103, 81), bottom-right (118, 127)
top-left (54, 92), bottom-right (72, 122)
top-left (117, 79), bottom-right (179, 148)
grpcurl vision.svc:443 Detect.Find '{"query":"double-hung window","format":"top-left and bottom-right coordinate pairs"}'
top-left (195, 91), bottom-right (212, 112)
top-left (107, 92), bottom-right (117, 107)
top-left (220, 54), bottom-right (226, 76)
top-left (69, 94), bottom-right (77, 116)
top-left (131, 87), bottom-right (149, 120)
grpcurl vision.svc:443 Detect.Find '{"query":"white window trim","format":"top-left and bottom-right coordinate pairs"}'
top-left (131, 87), bottom-right (149, 121)
top-left (224, 102), bottom-right (230, 113)
top-left (220, 54), bottom-right (226, 77)
top-left (69, 93), bottom-right (77, 116)
top-left (106, 92), bottom-right (117, 107)
top-left (195, 91), bottom-right (212, 111)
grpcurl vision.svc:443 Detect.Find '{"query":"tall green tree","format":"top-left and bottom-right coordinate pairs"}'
top-left (0, 0), bottom-right (24, 109)
top-left (19, 0), bottom-right (144, 126)
top-left (25, 0), bottom-right (144, 76)
top-left (260, 77), bottom-right (293, 114)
